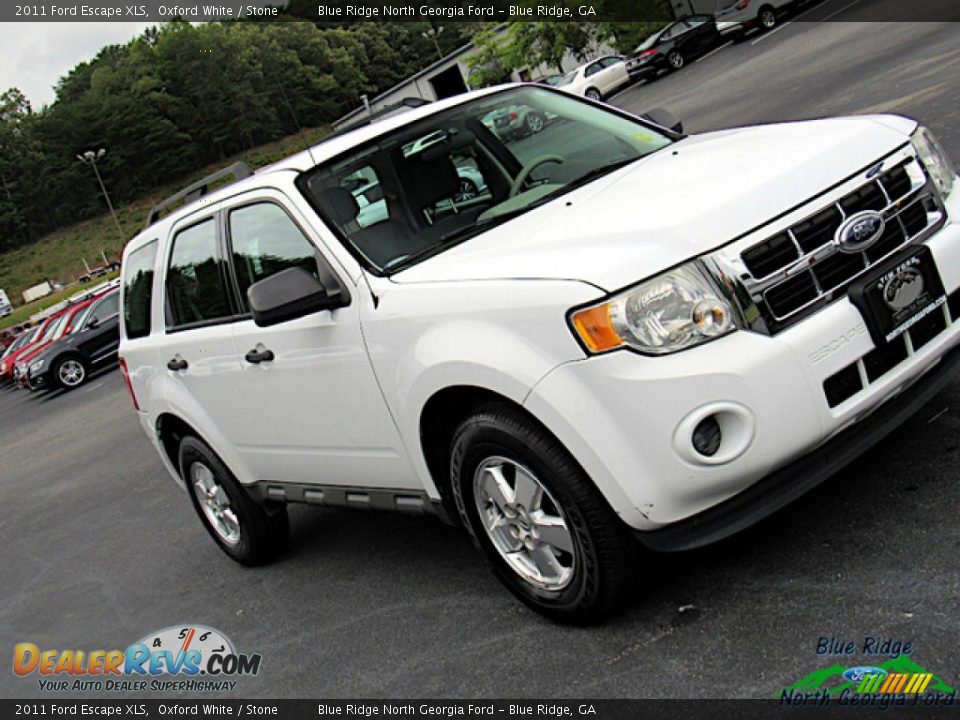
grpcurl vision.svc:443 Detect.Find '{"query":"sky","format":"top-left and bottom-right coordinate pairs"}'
top-left (0, 22), bottom-right (154, 109)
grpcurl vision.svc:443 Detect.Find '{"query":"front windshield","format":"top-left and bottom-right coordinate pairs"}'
top-left (298, 87), bottom-right (673, 273)
top-left (5, 327), bottom-right (38, 356)
top-left (39, 314), bottom-right (67, 343)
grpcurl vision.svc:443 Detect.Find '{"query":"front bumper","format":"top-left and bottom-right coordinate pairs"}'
top-left (635, 339), bottom-right (960, 551)
top-left (525, 181), bottom-right (960, 533)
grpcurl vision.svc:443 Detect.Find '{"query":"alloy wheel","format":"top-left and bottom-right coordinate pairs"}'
top-left (191, 462), bottom-right (241, 546)
top-left (760, 9), bottom-right (776, 28)
top-left (668, 51), bottom-right (684, 69)
top-left (58, 359), bottom-right (85, 387)
top-left (473, 456), bottom-right (575, 591)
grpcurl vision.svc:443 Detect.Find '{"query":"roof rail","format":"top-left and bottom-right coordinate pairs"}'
top-left (145, 162), bottom-right (253, 228)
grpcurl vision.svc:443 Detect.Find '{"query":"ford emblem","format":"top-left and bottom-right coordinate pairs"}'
top-left (835, 211), bottom-right (885, 253)
top-left (843, 666), bottom-right (888, 683)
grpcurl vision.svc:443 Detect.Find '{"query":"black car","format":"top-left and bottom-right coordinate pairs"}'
top-left (626, 15), bottom-right (722, 80)
top-left (25, 290), bottom-right (120, 392)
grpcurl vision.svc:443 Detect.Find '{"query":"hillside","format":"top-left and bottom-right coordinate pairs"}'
top-left (0, 126), bottom-right (329, 329)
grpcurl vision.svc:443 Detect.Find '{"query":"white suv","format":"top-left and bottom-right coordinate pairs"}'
top-left (120, 85), bottom-right (960, 622)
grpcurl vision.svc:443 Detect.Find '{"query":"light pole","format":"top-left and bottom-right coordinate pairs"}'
top-left (422, 26), bottom-right (444, 61)
top-left (76, 148), bottom-right (124, 243)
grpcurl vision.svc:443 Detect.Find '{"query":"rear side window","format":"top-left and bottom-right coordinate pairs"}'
top-left (123, 241), bottom-right (157, 339)
top-left (228, 203), bottom-right (320, 306)
top-left (166, 219), bottom-right (232, 328)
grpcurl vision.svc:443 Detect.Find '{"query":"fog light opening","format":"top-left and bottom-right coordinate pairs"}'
top-left (692, 415), bottom-right (722, 457)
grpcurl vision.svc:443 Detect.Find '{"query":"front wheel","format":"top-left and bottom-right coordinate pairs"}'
top-left (525, 111), bottom-right (545, 135)
top-left (54, 356), bottom-right (87, 390)
top-left (450, 404), bottom-right (641, 623)
top-left (179, 436), bottom-right (288, 566)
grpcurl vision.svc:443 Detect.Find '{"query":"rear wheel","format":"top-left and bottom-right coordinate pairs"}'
top-left (450, 403), bottom-right (641, 623)
top-left (667, 50), bottom-right (685, 70)
top-left (179, 436), bottom-right (288, 566)
top-left (759, 6), bottom-right (777, 29)
top-left (55, 356), bottom-right (87, 390)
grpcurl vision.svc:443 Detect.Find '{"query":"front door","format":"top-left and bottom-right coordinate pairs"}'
top-left (223, 194), bottom-right (417, 489)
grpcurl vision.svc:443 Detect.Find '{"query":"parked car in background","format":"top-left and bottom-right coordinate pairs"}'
top-left (0, 325), bottom-right (41, 383)
top-left (481, 104), bottom-right (551, 141)
top-left (25, 289), bottom-right (120, 392)
top-left (10, 307), bottom-right (75, 386)
top-left (552, 55), bottom-right (631, 101)
top-left (1, 327), bottom-right (24, 350)
top-left (0, 288), bottom-right (12, 318)
top-left (715, 0), bottom-right (798, 39)
top-left (627, 15), bottom-right (723, 79)
top-left (15, 294), bottom-right (100, 389)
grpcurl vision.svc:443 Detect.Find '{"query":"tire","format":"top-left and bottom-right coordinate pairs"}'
top-left (54, 356), bottom-right (88, 391)
top-left (179, 436), bottom-right (288, 566)
top-left (584, 87), bottom-right (602, 102)
top-left (525, 111), bottom-right (545, 135)
top-left (667, 50), bottom-right (685, 71)
top-left (759, 6), bottom-right (777, 29)
top-left (450, 403), bottom-right (641, 623)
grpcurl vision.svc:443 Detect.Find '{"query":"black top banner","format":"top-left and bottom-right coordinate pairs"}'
top-left (4, 0), bottom-right (960, 22)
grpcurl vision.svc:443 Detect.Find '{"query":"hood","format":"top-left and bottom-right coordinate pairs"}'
top-left (392, 116), bottom-right (916, 291)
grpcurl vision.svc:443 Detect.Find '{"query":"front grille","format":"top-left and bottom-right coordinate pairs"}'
top-left (822, 288), bottom-right (960, 408)
top-left (735, 156), bottom-right (944, 334)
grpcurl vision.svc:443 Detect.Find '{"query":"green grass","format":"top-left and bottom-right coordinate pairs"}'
top-left (0, 126), bottom-right (330, 332)
top-left (1, 271), bottom-right (121, 328)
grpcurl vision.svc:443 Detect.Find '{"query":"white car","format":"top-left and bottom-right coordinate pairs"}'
top-left (715, 0), bottom-right (800, 38)
top-left (120, 84), bottom-right (960, 622)
top-left (552, 55), bottom-right (631, 101)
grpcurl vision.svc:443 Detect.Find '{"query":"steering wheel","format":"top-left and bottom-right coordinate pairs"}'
top-left (509, 155), bottom-right (565, 197)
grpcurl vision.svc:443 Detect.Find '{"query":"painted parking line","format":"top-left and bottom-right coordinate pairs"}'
top-left (83, 382), bottom-right (104, 393)
top-left (750, 0), bottom-right (846, 45)
top-left (696, 40), bottom-right (733, 63)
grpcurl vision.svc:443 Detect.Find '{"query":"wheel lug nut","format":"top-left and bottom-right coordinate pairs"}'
top-left (523, 538), bottom-right (536, 552)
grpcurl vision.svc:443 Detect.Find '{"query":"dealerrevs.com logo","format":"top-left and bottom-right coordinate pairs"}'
top-left (13, 625), bottom-right (261, 692)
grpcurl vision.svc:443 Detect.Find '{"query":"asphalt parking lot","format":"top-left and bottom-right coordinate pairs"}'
top-left (3, 18), bottom-right (960, 700)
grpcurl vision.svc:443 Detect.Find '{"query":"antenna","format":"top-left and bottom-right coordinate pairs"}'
top-left (268, 67), bottom-right (317, 167)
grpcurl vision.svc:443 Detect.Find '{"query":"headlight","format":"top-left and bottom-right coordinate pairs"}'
top-left (29, 359), bottom-right (44, 375)
top-left (570, 262), bottom-right (737, 355)
top-left (912, 125), bottom-right (956, 199)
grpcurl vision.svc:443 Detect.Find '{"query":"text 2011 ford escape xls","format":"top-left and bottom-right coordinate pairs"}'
top-left (119, 85), bottom-right (960, 622)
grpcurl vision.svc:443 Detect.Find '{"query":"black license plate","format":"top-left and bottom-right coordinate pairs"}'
top-left (849, 246), bottom-right (946, 347)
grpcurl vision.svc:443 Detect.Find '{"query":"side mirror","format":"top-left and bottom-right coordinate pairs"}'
top-left (641, 108), bottom-right (683, 134)
top-left (247, 266), bottom-right (349, 328)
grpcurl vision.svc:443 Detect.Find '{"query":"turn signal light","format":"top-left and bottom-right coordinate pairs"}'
top-left (570, 305), bottom-right (623, 353)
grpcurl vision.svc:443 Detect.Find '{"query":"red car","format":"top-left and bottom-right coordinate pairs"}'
top-left (0, 322), bottom-right (33, 350)
top-left (14, 295), bottom-right (101, 388)
top-left (2, 309), bottom-right (71, 385)
top-left (0, 325), bottom-right (42, 383)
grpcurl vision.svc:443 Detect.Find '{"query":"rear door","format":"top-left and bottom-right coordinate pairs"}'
top-left (223, 191), bottom-right (418, 489)
top-left (154, 212), bottom-right (248, 452)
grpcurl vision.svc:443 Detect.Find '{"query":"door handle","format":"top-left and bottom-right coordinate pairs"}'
top-left (244, 347), bottom-right (275, 365)
top-left (167, 355), bottom-right (188, 372)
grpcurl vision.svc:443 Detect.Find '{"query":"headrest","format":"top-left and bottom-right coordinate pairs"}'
top-left (318, 186), bottom-right (359, 225)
